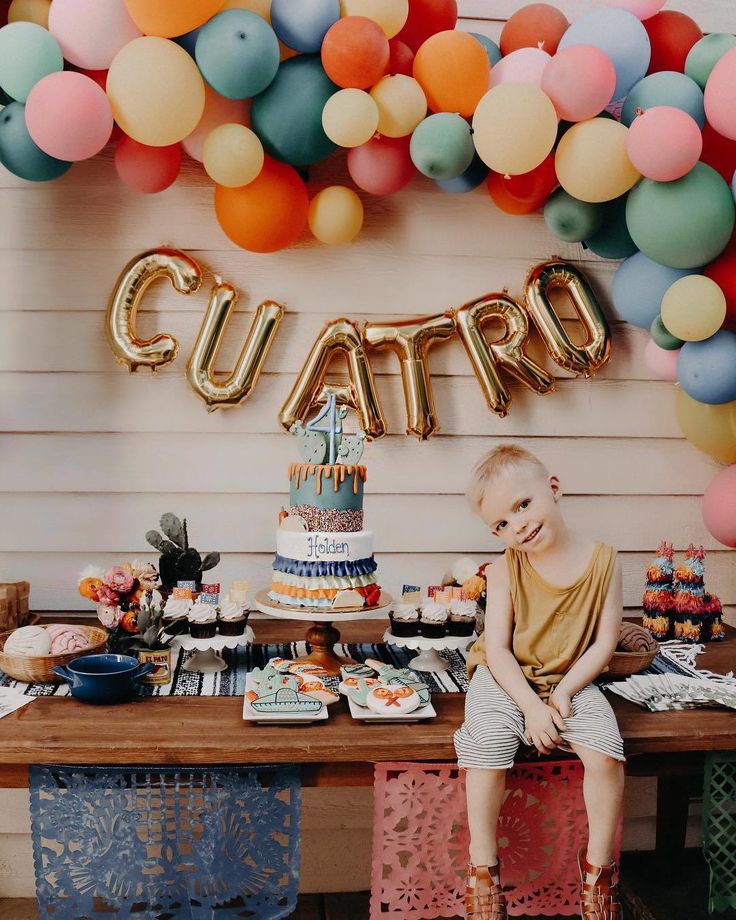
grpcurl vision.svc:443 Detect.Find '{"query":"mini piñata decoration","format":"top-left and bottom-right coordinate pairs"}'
top-left (642, 541), bottom-right (675, 640)
top-left (674, 544), bottom-right (707, 643)
top-left (704, 593), bottom-right (727, 642)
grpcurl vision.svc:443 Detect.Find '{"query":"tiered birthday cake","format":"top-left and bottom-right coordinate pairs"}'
top-left (268, 399), bottom-right (381, 610)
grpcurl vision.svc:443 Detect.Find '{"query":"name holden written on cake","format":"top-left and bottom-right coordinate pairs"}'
top-left (307, 536), bottom-right (348, 560)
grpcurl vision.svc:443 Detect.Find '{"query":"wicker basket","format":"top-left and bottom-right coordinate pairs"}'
top-left (0, 625), bottom-right (108, 683)
top-left (605, 624), bottom-right (659, 679)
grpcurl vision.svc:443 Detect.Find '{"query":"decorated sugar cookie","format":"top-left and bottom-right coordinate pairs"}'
top-left (366, 684), bottom-right (420, 715)
top-left (251, 687), bottom-right (323, 714)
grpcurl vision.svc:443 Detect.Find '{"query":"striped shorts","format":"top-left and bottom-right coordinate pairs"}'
top-left (454, 665), bottom-right (626, 770)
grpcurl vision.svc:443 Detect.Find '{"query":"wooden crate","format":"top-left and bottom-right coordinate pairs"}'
top-left (0, 583), bottom-right (30, 631)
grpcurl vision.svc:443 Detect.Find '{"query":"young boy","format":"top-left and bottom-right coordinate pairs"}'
top-left (454, 445), bottom-right (626, 920)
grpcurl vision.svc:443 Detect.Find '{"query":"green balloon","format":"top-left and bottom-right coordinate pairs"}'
top-left (251, 55), bottom-right (338, 167)
top-left (620, 71), bottom-right (704, 129)
top-left (626, 163), bottom-right (735, 270)
top-left (685, 33), bottom-right (736, 90)
top-left (0, 22), bottom-right (63, 103)
top-left (651, 315), bottom-right (683, 351)
top-left (544, 188), bottom-right (603, 243)
top-left (583, 196), bottom-right (638, 259)
top-left (409, 113), bottom-right (474, 180)
top-left (0, 102), bottom-right (71, 182)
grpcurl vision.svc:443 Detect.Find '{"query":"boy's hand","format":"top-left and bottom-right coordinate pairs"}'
top-left (548, 688), bottom-right (573, 719)
top-left (522, 699), bottom-right (566, 755)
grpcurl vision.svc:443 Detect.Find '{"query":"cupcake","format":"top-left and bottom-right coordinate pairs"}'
top-left (389, 603), bottom-right (420, 637)
top-left (163, 597), bottom-right (192, 634)
top-left (420, 600), bottom-right (448, 638)
top-left (448, 599), bottom-right (478, 636)
top-left (218, 598), bottom-right (249, 636)
top-left (188, 602), bottom-right (217, 639)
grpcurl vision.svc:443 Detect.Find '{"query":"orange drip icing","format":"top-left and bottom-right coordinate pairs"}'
top-left (288, 464), bottom-right (367, 495)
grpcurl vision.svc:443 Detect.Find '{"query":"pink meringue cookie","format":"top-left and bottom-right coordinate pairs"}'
top-left (47, 625), bottom-right (91, 655)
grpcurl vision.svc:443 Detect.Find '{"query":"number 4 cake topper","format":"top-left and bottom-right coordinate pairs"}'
top-left (290, 387), bottom-right (366, 465)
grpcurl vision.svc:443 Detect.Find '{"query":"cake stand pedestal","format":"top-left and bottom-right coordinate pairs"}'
top-left (255, 589), bottom-right (392, 676)
top-left (383, 631), bottom-right (477, 673)
top-left (171, 627), bottom-right (255, 674)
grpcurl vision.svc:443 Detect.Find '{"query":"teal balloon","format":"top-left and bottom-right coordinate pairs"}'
top-left (583, 196), bottom-right (637, 259)
top-left (409, 113), bottom-right (474, 180)
top-left (626, 163), bottom-right (735, 270)
top-left (0, 22), bottom-right (63, 103)
top-left (650, 315), bottom-right (683, 351)
top-left (621, 71), bottom-right (704, 129)
top-left (195, 10), bottom-right (280, 99)
top-left (0, 102), bottom-right (71, 182)
top-left (470, 33), bottom-right (502, 66)
top-left (544, 188), bottom-right (604, 243)
top-left (271, 0), bottom-right (340, 53)
top-left (685, 34), bottom-right (736, 90)
top-left (251, 55), bottom-right (338, 166)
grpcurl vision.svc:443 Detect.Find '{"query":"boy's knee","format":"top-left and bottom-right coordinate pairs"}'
top-left (580, 748), bottom-right (623, 772)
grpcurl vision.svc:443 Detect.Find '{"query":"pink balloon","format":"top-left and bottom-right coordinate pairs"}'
top-left (702, 463), bottom-right (736, 547)
top-left (644, 338), bottom-right (680, 381)
top-left (627, 106), bottom-right (703, 182)
top-left (115, 135), bottom-right (181, 193)
top-left (182, 85), bottom-right (251, 162)
top-left (347, 136), bottom-right (415, 195)
top-left (541, 45), bottom-right (616, 121)
top-left (26, 71), bottom-right (113, 161)
top-left (705, 47), bottom-right (736, 142)
top-left (490, 47), bottom-right (551, 87)
top-left (49, 0), bottom-right (141, 70)
top-left (604, 0), bottom-right (666, 20)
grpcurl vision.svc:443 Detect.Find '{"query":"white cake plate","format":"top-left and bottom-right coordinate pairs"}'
top-left (171, 626), bottom-right (255, 674)
top-left (383, 630), bottom-right (477, 673)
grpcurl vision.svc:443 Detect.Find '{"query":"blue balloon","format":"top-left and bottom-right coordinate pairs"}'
top-left (558, 8), bottom-right (650, 101)
top-left (620, 71), bottom-right (705, 128)
top-left (271, 0), bottom-right (340, 53)
top-left (470, 32), bottom-right (502, 66)
top-left (196, 10), bottom-right (280, 99)
top-left (612, 253), bottom-right (696, 329)
top-left (410, 113), bottom-right (475, 180)
top-left (435, 153), bottom-right (489, 193)
top-left (678, 331), bottom-right (736, 405)
top-left (0, 102), bottom-right (71, 182)
top-left (174, 27), bottom-right (201, 58)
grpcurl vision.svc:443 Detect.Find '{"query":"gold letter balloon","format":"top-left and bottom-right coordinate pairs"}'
top-left (105, 249), bottom-right (202, 372)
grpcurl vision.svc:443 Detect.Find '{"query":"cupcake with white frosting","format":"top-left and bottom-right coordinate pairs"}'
top-left (218, 598), bottom-right (249, 636)
top-left (419, 600), bottom-right (448, 638)
top-left (163, 596), bottom-right (192, 634)
top-left (448, 598), bottom-right (478, 636)
top-left (389, 603), bottom-right (420, 638)
top-left (188, 602), bottom-right (217, 639)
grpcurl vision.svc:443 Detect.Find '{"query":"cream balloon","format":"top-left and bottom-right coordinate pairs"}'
top-left (555, 117), bottom-right (640, 203)
top-left (339, 0), bottom-right (408, 38)
top-left (472, 83), bottom-right (558, 176)
top-left (203, 123), bottom-right (264, 187)
top-left (322, 88), bottom-right (379, 147)
top-left (370, 74), bottom-right (427, 138)
top-left (309, 186), bottom-right (364, 244)
top-left (107, 37), bottom-right (205, 147)
top-left (219, 0), bottom-right (271, 19)
top-left (182, 84), bottom-right (250, 162)
top-left (676, 389), bottom-right (736, 463)
top-left (661, 275), bottom-right (727, 341)
top-left (8, 0), bottom-right (50, 27)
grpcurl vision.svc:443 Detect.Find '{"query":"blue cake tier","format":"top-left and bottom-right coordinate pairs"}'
top-left (289, 463), bottom-right (365, 512)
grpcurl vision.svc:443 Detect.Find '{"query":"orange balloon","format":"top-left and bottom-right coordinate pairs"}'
top-left (214, 157), bottom-right (308, 252)
top-left (321, 16), bottom-right (389, 89)
top-left (486, 154), bottom-right (557, 214)
top-left (124, 0), bottom-right (222, 38)
top-left (500, 3), bottom-right (569, 56)
top-left (412, 30), bottom-right (488, 117)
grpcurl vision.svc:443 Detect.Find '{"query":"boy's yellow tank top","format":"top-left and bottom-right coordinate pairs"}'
top-left (466, 543), bottom-right (617, 699)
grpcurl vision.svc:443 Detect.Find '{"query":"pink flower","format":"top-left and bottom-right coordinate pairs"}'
top-left (131, 560), bottom-right (158, 591)
top-left (104, 566), bottom-right (135, 594)
top-left (97, 603), bottom-right (122, 628)
top-left (96, 584), bottom-right (121, 607)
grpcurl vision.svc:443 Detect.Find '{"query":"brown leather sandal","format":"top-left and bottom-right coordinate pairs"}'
top-left (577, 847), bottom-right (622, 920)
top-left (465, 862), bottom-right (508, 920)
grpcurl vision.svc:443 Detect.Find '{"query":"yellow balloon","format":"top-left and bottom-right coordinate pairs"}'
top-left (309, 186), bottom-right (364, 245)
top-left (204, 123), bottom-right (264, 187)
top-left (555, 118), bottom-right (640, 203)
top-left (370, 74), bottom-right (427, 138)
top-left (322, 89), bottom-right (379, 147)
top-left (340, 0), bottom-right (408, 38)
top-left (676, 389), bottom-right (736, 463)
top-left (8, 0), bottom-right (50, 27)
top-left (661, 275), bottom-right (727, 342)
top-left (107, 37), bottom-right (205, 147)
top-left (472, 84), bottom-right (558, 176)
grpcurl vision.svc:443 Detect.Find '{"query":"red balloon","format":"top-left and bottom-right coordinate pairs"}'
top-left (486, 154), bottom-right (557, 214)
top-left (388, 38), bottom-right (414, 76)
top-left (500, 3), bottom-right (569, 56)
top-left (115, 136), bottom-right (181, 194)
top-left (321, 16), bottom-right (390, 90)
top-left (396, 0), bottom-right (457, 53)
top-left (704, 233), bottom-right (736, 331)
top-left (701, 121), bottom-right (736, 183)
top-left (643, 11), bottom-right (702, 74)
top-left (0, 0), bottom-right (10, 26)
top-left (347, 135), bottom-right (415, 195)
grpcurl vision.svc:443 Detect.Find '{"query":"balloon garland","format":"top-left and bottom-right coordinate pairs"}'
top-left (2, 0), bottom-right (736, 547)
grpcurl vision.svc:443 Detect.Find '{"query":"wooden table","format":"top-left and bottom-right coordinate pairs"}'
top-left (2, 617), bottom-right (735, 870)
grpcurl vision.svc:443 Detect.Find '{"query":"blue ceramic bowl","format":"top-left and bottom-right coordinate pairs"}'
top-left (53, 654), bottom-right (153, 704)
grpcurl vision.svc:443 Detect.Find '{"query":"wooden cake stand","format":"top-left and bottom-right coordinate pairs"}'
top-left (254, 589), bottom-right (393, 675)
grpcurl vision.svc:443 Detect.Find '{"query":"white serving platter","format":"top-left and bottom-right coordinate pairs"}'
top-left (347, 694), bottom-right (436, 723)
top-left (242, 674), bottom-right (328, 725)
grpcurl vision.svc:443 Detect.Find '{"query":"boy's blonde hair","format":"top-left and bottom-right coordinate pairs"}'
top-left (466, 444), bottom-right (549, 514)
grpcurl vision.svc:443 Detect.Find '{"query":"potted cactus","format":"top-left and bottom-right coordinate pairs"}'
top-left (146, 513), bottom-right (220, 593)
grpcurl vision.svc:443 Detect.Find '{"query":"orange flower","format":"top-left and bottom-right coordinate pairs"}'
top-left (462, 574), bottom-right (485, 600)
top-left (78, 577), bottom-right (103, 602)
top-left (119, 611), bottom-right (139, 634)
